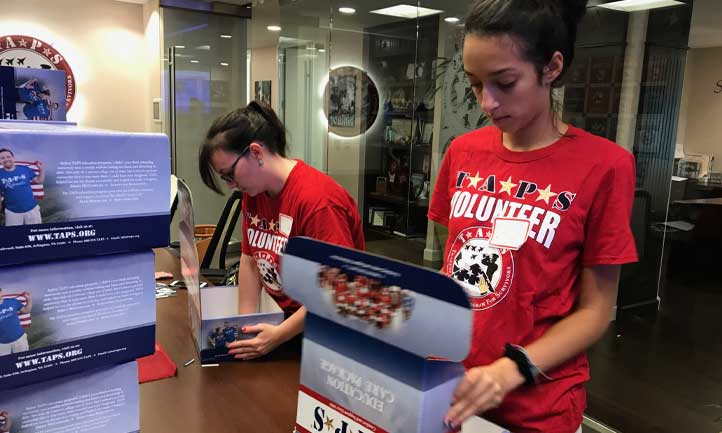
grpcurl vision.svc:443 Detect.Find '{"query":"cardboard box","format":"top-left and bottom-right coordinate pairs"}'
top-left (175, 177), bottom-right (283, 365)
top-left (282, 237), bottom-right (501, 433)
top-left (0, 251), bottom-right (155, 390)
top-left (0, 121), bottom-right (170, 266)
top-left (0, 361), bottom-right (140, 433)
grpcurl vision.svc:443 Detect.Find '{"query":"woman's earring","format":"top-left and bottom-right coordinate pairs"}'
top-left (258, 159), bottom-right (264, 167)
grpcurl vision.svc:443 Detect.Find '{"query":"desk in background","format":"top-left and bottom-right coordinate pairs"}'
top-left (143, 248), bottom-right (300, 433)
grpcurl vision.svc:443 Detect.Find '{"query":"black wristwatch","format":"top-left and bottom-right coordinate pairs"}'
top-left (504, 343), bottom-right (538, 386)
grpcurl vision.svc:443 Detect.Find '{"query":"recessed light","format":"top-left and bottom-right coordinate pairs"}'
top-left (596, 0), bottom-right (685, 12)
top-left (190, 60), bottom-right (199, 64)
top-left (318, 48), bottom-right (326, 53)
top-left (267, 25), bottom-right (282, 32)
top-left (220, 34), bottom-right (232, 39)
top-left (220, 62), bottom-right (229, 66)
top-left (339, 7), bottom-right (356, 14)
top-left (444, 16), bottom-right (460, 23)
top-left (370, 4), bottom-right (443, 19)
top-left (174, 45), bottom-right (185, 49)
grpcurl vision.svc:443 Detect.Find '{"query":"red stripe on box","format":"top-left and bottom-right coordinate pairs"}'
top-left (299, 385), bottom-right (388, 433)
top-left (295, 424), bottom-right (314, 433)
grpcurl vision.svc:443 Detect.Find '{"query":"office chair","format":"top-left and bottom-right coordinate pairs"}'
top-left (200, 190), bottom-right (244, 281)
top-left (170, 174), bottom-right (179, 224)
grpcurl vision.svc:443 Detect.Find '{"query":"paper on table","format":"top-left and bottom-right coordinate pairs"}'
top-left (462, 416), bottom-right (510, 433)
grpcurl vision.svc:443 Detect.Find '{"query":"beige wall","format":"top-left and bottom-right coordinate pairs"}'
top-left (1, 0), bottom-right (158, 132)
top-left (688, 0), bottom-right (722, 49)
top-left (143, 0), bottom-right (162, 133)
top-left (681, 47), bottom-right (722, 172)
top-left (250, 46), bottom-right (279, 111)
top-left (326, 30), bottom-right (367, 206)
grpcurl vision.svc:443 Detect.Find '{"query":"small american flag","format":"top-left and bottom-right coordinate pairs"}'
top-left (16, 161), bottom-right (44, 200)
top-left (2, 294), bottom-right (31, 327)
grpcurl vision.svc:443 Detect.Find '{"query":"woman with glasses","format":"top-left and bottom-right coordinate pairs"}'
top-left (199, 101), bottom-right (365, 359)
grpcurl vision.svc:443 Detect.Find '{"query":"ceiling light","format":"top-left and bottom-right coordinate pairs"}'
top-left (267, 25), bottom-right (282, 32)
top-left (339, 7), bottom-right (356, 14)
top-left (195, 45), bottom-right (211, 51)
top-left (220, 34), bottom-right (232, 39)
top-left (596, 0), bottom-right (685, 12)
top-left (370, 4), bottom-right (443, 19)
top-left (444, 16), bottom-right (460, 23)
top-left (174, 45), bottom-right (185, 49)
top-left (318, 48), bottom-right (326, 53)
top-left (190, 60), bottom-right (199, 64)
top-left (220, 62), bottom-right (229, 66)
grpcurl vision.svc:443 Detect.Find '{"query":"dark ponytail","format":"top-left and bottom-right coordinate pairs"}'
top-left (199, 101), bottom-right (288, 193)
top-left (464, 0), bottom-right (588, 87)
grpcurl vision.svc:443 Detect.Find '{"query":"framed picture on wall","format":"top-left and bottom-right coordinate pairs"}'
top-left (568, 57), bottom-right (589, 84)
top-left (254, 80), bottom-right (271, 106)
top-left (585, 115), bottom-right (608, 138)
top-left (211, 80), bottom-right (229, 103)
top-left (563, 86), bottom-right (586, 113)
top-left (613, 55), bottom-right (625, 84)
top-left (587, 87), bottom-right (611, 114)
top-left (328, 72), bottom-right (356, 128)
top-left (608, 115), bottom-right (619, 140)
top-left (590, 56), bottom-right (614, 84)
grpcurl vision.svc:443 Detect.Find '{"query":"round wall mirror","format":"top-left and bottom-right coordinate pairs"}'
top-left (324, 66), bottom-right (379, 137)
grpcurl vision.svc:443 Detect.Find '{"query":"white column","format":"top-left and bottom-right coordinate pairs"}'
top-left (616, 11), bottom-right (649, 151)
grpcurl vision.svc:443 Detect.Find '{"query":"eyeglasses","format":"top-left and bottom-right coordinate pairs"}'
top-left (218, 147), bottom-right (250, 183)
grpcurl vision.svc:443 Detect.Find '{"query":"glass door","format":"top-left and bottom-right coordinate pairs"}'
top-left (162, 6), bottom-right (249, 228)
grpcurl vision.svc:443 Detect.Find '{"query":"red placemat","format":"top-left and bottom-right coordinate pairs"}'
top-left (138, 343), bottom-right (177, 383)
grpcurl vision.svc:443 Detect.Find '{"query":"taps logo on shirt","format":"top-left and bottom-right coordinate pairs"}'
top-left (446, 225), bottom-right (514, 311)
top-left (1, 174), bottom-right (27, 187)
top-left (0, 306), bottom-right (17, 318)
top-left (247, 212), bottom-right (295, 295)
top-left (255, 250), bottom-right (282, 294)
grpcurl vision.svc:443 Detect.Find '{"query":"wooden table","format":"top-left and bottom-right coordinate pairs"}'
top-left (141, 248), bottom-right (301, 433)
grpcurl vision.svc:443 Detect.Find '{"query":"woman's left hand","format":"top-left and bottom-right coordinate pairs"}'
top-left (227, 323), bottom-right (287, 360)
top-left (444, 358), bottom-right (524, 429)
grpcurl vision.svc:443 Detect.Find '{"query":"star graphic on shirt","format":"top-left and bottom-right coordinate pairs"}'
top-left (536, 184), bottom-right (557, 204)
top-left (250, 214), bottom-right (260, 227)
top-left (42, 48), bottom-right (52, 56)
top-left (18, 39), bottom-right (28, 47)
top-left (466, 172), bottom-right (483, 189)
top-left (269, 219), bottom-right (277, 231)
top-left (498, 176), bottom-right (517, 195)
top-left (324, 416), bottom-right (335, 431)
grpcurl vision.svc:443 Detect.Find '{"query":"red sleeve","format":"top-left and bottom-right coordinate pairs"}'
top-left (301, 205), bottom-right (358, 249)
top-left (582, 152), bottom-right (639, 266)
top-left (427, 146), bottom-right (453, 226)
top-left (241, 194), bottom-right (250, 255)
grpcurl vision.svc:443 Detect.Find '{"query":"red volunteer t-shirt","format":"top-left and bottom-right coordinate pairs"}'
top-left (428, 125), bottom-right (638, 433)
top-left (242, 160), bottom-right (365, 314)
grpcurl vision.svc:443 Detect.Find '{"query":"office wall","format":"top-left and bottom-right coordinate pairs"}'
top-left (251, 46), bottom-right (279, 111)
top-left (0, 0), bottom-right (156, 132)
top-left (143, 0), bottom-right (162, 133)
top-left (681, 47), bottom-right (722, 172)
top-left (326, 30), bottom-right (366, 206)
